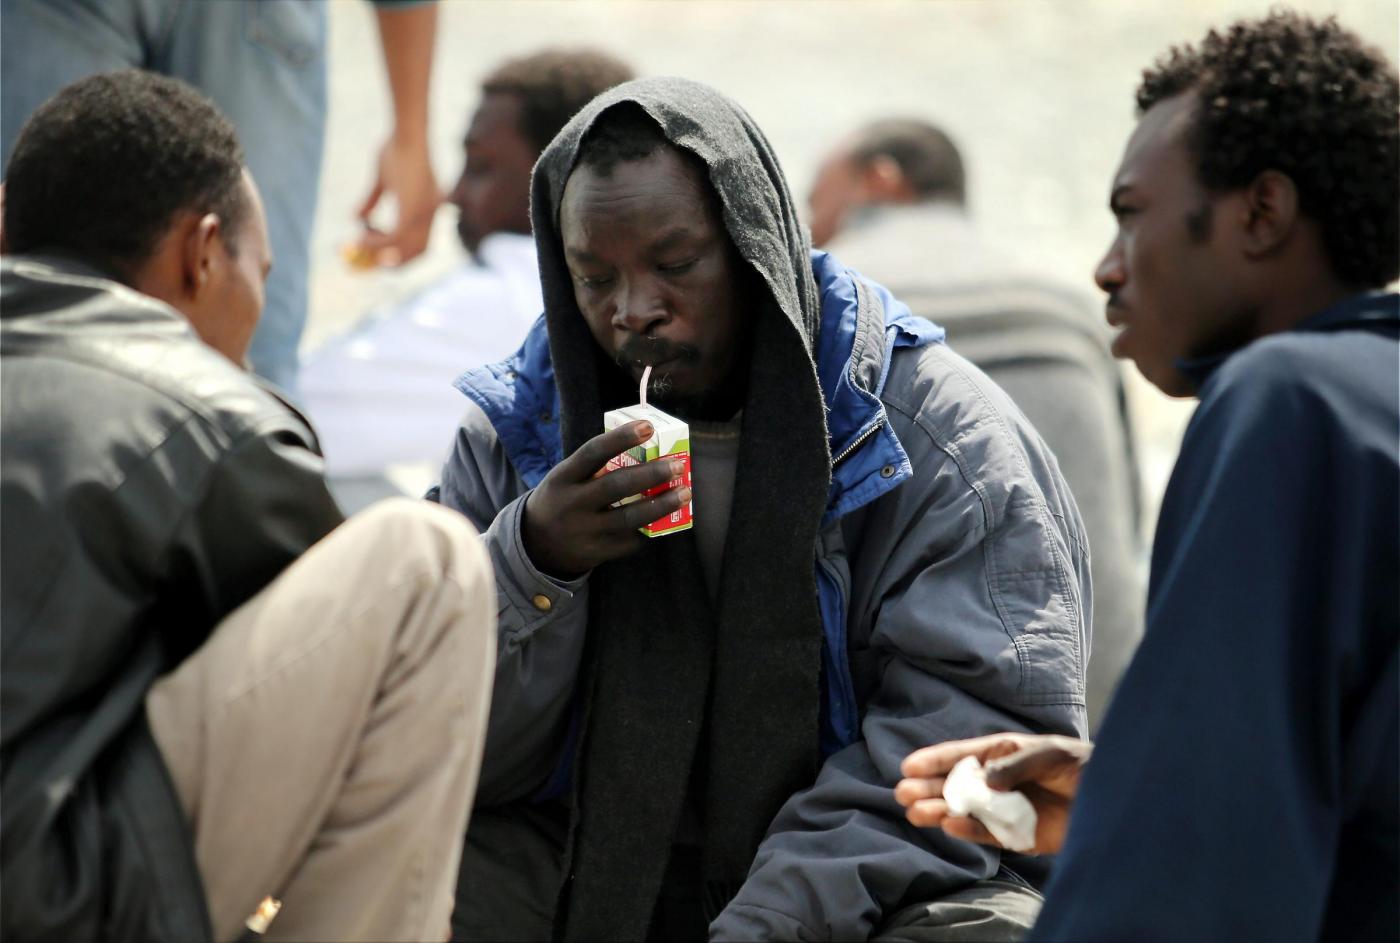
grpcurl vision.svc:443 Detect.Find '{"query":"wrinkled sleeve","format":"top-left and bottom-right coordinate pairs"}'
top-left (713, 366), bottom-right (1090, 941)
top-left (437, 403), bottom-right (590, 803)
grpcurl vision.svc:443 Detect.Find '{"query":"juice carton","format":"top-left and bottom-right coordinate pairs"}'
top-left (601, 402), bottom-right (692, 537)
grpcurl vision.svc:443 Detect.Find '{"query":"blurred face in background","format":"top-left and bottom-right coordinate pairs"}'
top-left (448, 91), bottom-right (538, 254)
top-left (806, 145), bottom-right (862, 247)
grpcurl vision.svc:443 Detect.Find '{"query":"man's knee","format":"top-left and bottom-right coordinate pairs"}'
top-left (873, 879), bottom-right (1043, 943)
top-left (342, 498), bottom-right (489, 588)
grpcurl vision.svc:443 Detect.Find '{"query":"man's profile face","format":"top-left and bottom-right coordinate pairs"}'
top-left (211, 171), bottom-right (272, 364)
top-left (1095, 93), bottom-right (1254, 397)
top-left (807, 146), bottom-right (861, 248)
top-left (449, 92), bottom-right (538, 254)
top-left (560, 144), bottom-right (749, 420)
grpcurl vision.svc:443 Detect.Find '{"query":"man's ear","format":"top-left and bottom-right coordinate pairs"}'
top-left (1240, 170), bottom-right (1299, 259)
top-left (181, 212), bottom-right (223, 301)
top-left (861, 155), bottom-right (918, 204)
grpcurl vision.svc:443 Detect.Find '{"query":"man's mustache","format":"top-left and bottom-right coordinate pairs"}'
top-left (615, 335), bottom-right (701, 370)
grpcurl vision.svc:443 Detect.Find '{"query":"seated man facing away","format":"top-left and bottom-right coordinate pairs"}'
top-left (435, 77), bottom-right (1090, 941)
top-left (809, 121), bottom-right (1144, 728)
top-left (1, 72), bottom-right (496, 943)
top-left (897, 12), bottom-right (1399, 941)
top-left (299, 49), bottom-right (634, 488)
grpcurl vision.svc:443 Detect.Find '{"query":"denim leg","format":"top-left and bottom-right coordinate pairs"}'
top-left (158, 1), bottom-right (328, 395)
top-left (0, 0), bottom-right (168, 167)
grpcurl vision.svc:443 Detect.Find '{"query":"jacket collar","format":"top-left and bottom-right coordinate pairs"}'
top-left (453, 250), bottom-right (944, 520)
top-left (1176, 291), bottom-right (1400, 388)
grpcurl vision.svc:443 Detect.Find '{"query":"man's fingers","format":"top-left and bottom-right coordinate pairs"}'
top-left (893, 777), bottom-right (946, 807)
top-left (569, 422), bottom-right (655, 481)
top-left (984, 737), bottom-right (1091, 791)
top-left (941, 815), bottom-right (1001, 847)
top-left (901, 734), bottom-right (1027, 779)
top-left (356, 180), bottom-right (385, 222)
top-left (902, 798), bottom-right (952, 828)
top-left (614, 486), bottom-right (692, 533)
top-left (904, 801), bottom-right (1004, 850)
top-left (347, 228), bottom-right (405, 268)
top-left (592, 456), bottom-right (687, 507)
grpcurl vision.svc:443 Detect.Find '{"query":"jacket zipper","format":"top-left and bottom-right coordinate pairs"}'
top-left (832, 418), bottom-right (884, 468)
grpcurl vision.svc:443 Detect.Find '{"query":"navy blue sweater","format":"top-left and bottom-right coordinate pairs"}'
top-left (1033, 293), bottom-right (1399, 941)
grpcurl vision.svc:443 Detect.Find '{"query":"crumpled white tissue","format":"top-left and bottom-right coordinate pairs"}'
top-left (942, 755), bottom-right (1038, 852)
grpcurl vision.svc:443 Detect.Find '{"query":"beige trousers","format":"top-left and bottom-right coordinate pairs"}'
top-left (146, 499), bottom-right (495, 943)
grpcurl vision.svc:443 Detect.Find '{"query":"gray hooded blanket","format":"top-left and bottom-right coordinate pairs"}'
top-left (529, 77), bottom-right (832, 940)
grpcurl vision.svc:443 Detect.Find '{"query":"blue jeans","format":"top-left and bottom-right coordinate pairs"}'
top-left (1, 0), bottom-right (327, 393)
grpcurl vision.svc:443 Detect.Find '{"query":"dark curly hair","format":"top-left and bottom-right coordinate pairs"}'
top-left (3, 70), bottom-right (246, 278)
top-left (574, 101), bottom-right (715, 186)
top-left (482, 49), bottom-right (634, 153)
top-left (851, 119), bottom-right (966, 205)
top-left (1137, 10), bottom-right (1399, 287)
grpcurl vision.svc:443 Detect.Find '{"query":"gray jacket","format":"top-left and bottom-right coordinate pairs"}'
top-left (438, 254), bottom-right (1090, 939)
top-left (827, 204), bottom-right (1144, 727)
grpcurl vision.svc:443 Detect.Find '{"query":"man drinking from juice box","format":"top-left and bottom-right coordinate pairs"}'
top-left (433, 78), bottom-right (1091, 941)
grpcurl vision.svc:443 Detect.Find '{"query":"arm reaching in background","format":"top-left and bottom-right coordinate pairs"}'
top-left (348, 1), bottom-right (440, 268)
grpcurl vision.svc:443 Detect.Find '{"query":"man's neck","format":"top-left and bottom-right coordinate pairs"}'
top-left (1255, 272), bottom-right (1369, 338)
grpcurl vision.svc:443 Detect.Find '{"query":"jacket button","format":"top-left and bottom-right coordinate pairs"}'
top-left (532, 593), bottom-right (553, 612)
top-left (880, 464), bottom-right (896, 478)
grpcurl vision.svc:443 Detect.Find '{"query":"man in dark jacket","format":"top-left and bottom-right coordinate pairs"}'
top-left (808, 119), bottom-right (1144, 729)
top-left (436, 78), bottom-right (1090, 941)
top-left (1, 71), bottom-right (496, 942)
top-left (897, 12), bottom-right (1399, 941)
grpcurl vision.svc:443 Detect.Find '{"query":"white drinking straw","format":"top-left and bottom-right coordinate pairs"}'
top-left (640, 364), bottom-right (652, 407)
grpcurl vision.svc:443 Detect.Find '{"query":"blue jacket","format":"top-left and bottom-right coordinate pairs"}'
top-left (1032, 293), bottom-right (1400, 942)
top-left (438, 251), bottom-right (1090, 939)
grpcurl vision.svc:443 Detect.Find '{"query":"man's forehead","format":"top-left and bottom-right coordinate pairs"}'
top-left (1113, 93), bottom-right (1197, 188)
top-left (467, 91), bottom-right (525, 142)
top-left (564, 145), bottom-right (708, 204)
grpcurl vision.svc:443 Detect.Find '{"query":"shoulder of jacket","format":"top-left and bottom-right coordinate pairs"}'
top-left (880, 342), bottom-right (1026, 448)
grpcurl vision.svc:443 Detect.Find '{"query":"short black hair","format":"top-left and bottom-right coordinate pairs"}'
top-left (482, 49), bottom-right (635, 153)
top-left (1138, 11), bottom-right (1399, 287)
top-left (3, 70), bottom-right (247, 276)
top-left (575, 102), bottom-right (679, 177)
top-left (850, 119), bottom-right (966, 205)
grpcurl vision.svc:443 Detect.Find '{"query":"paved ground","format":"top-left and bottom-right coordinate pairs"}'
top-left (305, 0), bottom-right (1399, 531)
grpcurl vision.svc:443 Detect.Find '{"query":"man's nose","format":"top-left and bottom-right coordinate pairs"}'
top-left (612, 276), bottom-right (669, 335)
top-left (1094, 239), bottom-right (1126, 295)
top-left (447, 171), bottom-right (467, 208)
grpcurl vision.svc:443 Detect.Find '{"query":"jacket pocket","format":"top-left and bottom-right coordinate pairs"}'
top-left (244, 0), bottom-right (325, 70)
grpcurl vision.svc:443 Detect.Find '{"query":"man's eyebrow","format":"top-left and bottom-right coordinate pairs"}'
top-left (649, 227), bottom-right (699, 253)
top-left (564, 244), bottom-right (600, 264)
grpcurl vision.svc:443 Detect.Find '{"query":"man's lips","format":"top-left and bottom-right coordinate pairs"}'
top-left (626, 355), bottom-right (679, 375)
top-left (1109, 324), bottom-right (1132, 357)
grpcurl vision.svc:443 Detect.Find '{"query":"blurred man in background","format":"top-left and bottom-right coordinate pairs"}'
top-left (1, 72), bottom-right (495, 943)
top-left (810, 120), bottom-right (1143, 728)
top-left (1, 0), bottom-right (442, 393)
top-left (299, 48), bottom-right (633, 505)
top-left (897, 12), bottom-right (1398, 940)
